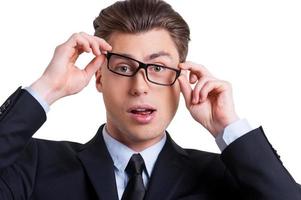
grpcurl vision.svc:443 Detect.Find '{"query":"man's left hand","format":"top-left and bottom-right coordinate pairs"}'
top-left (178, 62), bottom-right (239, 137)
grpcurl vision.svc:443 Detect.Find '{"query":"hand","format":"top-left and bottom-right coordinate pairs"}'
top-left (178, 62), bottom-right (239, 137)
top-left (30, 32), bottom-right (112, 105)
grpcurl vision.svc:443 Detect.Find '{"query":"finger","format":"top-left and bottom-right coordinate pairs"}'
top-left (192, 76), bottom-right (216, 104)
top-left (79, 32), bottom-right (102, 56)
top-left (68, 33), bottom-right (92, 54)
top-left (53, 34), bottom-right (90, 64)
top-left (177, 72), bottom-right (193, 107)
top-left (189, 73), bottom-right (198, 84)
top-left (83, 55), bottom-right (106, 80)
top-left (94, 37), bottom-right (112, 53)
top-left (80, 32), bottom-right (112, 52)
top-left (199, 80), bottom-right (229, 103)
top-left (179, 62), bottom-right (213, 78)
top-left (78, 32), bottom-right (112, 55)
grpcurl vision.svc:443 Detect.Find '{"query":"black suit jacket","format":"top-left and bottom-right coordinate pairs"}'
top-left (0, 88), bottom-right (300, 200)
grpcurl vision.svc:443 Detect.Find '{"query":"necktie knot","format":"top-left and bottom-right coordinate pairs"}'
top-left (125, 153), bottom-right (145, 176)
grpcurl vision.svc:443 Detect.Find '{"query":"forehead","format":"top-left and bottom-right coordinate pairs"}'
top-left (107, 29), bottom-right (180, 63)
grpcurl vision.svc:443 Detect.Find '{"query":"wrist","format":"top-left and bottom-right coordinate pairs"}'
top-left (212, 114), bottom-right (240, 137)
top-left (215, 118), bottom-right (252, 151)
top-left (30, 77), bottom-right (62, 105)
top-left (223, 114), bottom-right (240, 129)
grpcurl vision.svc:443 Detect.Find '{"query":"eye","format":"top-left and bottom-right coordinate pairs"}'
top-left (115, 65), bottom-right (130, 73)
top-left (150, 65), bottom-right (165, 72)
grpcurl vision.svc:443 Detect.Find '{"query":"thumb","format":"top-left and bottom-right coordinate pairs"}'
top-left (84, 55), bottom-right (106, 80)
top-left (178, 72), bottom-right (192, 107)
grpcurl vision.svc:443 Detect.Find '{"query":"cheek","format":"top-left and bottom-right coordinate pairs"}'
top-left (103, 84), bottom-right (126, 104)
top-left (159, 85), bottom-right (181, 116)
top-left (102, 68), bottom-right (127, 97)
top-left (170, 86), bottom-right (181, 112)
top-left (101, 78), bottom-right (126, 113)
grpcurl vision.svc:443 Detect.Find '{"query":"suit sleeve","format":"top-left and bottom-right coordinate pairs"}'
top-left (221, 127), bottom-right (301, 199)
top-left (0, 88), bottom-right (46, 199)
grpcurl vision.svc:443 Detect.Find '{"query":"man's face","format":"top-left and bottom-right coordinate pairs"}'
top-left (96, 29), bottom-right (181, 151)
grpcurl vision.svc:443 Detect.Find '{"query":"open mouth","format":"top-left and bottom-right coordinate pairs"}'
top-left (130, 108), bottom-right (156, 115)
top-left (127, 105), bottom-right (157, 124)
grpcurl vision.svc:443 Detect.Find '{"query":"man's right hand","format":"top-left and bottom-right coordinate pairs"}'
top-left (30, 32), bottom-right (112, 105)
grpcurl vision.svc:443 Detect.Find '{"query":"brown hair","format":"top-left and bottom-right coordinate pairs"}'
top-left (93, 0), bottom-right (190, 62)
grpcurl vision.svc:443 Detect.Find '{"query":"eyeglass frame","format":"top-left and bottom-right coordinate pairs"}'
top-left (105, 52), bottom-right (181, 86)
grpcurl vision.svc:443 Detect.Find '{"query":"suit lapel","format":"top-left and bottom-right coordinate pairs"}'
top-left (77, 125), bottom-right (119, 200)
top-left (76, 126), bottom-right (190, 200)
top-left (145, 133), bottom-right (189, 200)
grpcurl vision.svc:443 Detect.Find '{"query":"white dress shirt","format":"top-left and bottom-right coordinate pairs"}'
top-left (102, 126), bottom-right (166, 199)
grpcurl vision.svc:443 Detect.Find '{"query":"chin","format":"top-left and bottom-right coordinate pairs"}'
top-left (125, 123), bottom-right (165, 142)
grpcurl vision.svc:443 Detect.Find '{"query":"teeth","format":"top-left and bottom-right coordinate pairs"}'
top-left (131, 108), bottom-right (154, 115)
top-left (136, 108), bottom-right (147, 111)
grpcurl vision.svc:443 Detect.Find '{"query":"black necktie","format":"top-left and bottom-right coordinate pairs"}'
top-left (121, 153), bottom-right (146, 200)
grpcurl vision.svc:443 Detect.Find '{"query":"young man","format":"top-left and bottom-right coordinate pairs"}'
top-left (0, 0), bottom-right (300, 199)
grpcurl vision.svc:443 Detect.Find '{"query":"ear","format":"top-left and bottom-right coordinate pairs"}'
top-left (95, 67), bottom-right (103, 93)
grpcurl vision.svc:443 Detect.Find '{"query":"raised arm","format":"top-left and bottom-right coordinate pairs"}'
top-left (0, 33), bottom-right (111, 199)
top-left (178, 61), bottom-right (301, 199)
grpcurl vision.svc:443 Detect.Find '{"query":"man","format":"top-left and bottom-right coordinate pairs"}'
top-left (0, 0), bottom-right (300, 199)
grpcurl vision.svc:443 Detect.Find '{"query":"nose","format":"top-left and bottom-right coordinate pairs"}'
top-left (129, 69), bottom-right (149, 96)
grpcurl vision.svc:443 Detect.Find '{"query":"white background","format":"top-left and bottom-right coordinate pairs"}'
top-left (0, 0), bottom-right (300, 183)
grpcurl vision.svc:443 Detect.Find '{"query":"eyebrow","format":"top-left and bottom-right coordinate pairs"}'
top-left (117, 51), bottom-right (173, 62)
top-left (146, 51), bottom-right (173, 61)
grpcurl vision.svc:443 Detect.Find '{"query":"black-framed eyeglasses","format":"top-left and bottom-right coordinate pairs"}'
top-left (105, 52), bottom-right (181, 86)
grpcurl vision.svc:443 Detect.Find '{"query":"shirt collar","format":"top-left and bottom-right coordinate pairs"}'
top-left (102, 125), bottom-right (166, 177)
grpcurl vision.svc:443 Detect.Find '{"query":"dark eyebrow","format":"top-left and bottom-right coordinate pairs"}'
top-left (113, 51), bottom-right (172, 62)
top-left (146, 51), bottom-right (172, 61)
